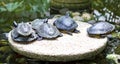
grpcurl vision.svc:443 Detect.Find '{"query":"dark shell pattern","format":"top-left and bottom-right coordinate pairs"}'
top-left (87, 21), bottom-right (115, 35)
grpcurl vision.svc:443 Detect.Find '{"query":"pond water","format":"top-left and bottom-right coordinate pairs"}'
top-left (0, 0), bottom-right (120, 64)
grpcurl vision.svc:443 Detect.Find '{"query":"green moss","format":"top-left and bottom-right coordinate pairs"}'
top-left (115, 45), bottom-right (120, 54)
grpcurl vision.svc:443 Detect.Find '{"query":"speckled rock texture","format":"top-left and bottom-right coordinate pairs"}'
top-left (8, 19), bottom-right (107, 61)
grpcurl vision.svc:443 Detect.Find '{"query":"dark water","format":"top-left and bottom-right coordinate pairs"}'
top-left (0, 0), bottom-right (120, 64)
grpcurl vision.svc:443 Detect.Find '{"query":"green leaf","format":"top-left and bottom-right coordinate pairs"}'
top-left (5, 1), bottom-right (23, 12)
top-left (6, 54), bottom-right (13, 63)
top-left (0, 7), bottom-right (7, 12)
top-left (0, 40), bottom-right (8, 46)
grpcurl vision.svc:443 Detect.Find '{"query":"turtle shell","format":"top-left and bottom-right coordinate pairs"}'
top-left (31, 19), bottom-right (44, 30)
top-left (11, 29), bottom-right (37, 42)
top-left (11, 22), bottom-right (37, 42)
top-left (87, 21), bottom-right (115, 35)
top-left (36, 22), bottom-right (61, 38)
top-left (54, 13), bottom-right (78, 31)
top-left (17, 22), bottom-right (33, 36)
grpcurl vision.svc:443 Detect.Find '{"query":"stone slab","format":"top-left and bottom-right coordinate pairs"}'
top-left (8, 19), bottom-right (107, 61)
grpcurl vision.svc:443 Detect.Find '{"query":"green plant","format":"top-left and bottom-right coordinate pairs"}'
top-left (0, 0), bottom-right (50, 33)
top-left (0, 1), bottom-right (23, 12)
top-left (0, 0), bottom-right (50, 21)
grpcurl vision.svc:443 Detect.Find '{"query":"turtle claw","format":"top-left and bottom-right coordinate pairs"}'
top-left (73, 29), bottom-right (80, 33)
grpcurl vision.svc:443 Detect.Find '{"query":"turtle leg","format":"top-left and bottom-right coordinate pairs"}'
top-left (53, 21), bottom-right (55, 26)
top-left (59, 33), bottom-right (63, 37)
top-left (13, 37), bottom-right (22, 42)
top-left (100, 34), bottom-right (106, 38)
top-left (107, 34), bottom-right (113, 39)
top-left (66, 31), bottom-right (72, 35)
top-left (37, 36), bottom-right (43, 41)
top-left (28, 32), bottom-right (38, 41)
top-left (73, 29), bottom-right (80, 33)
top-left (12, 33), bottom-right (19, 39)
top-left (37, 35), bottom-right (43, 41)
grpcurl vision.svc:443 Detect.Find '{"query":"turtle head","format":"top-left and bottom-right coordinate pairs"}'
top-left (65, 11), bottom-right (70, 17)
top-left (17, 22), bottom-right (33, 36)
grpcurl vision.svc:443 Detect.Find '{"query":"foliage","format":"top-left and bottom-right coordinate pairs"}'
top-left (91, 0), bottom-right (104, 10)
top-left (0, 1), bottom-right (23, 12)
top-left (0, 0), bottom-right (50, 21)
top-left (91, 0), bottom-right (120, 16)
top-left (0, 0), bottom-right (50, 33)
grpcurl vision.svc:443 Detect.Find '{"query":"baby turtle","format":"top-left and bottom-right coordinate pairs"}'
top-left (87, 21), bottom-right (115, 38)
top-left (54, 12), bottom-right (80, 35)
top-left (11, 21), bottom-right (37, 42)
top-left (31, 19), bottom-right (44, 30)
top-left (36, 19), bottom-right (62, 39)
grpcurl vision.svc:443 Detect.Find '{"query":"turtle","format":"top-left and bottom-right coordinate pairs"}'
top-left (54, 12), bottom-right (80, 35)
top-left (87, 21), bottom-right (115, 38)
top-left (31, 19), bottom-right (45, 30)
top-left (11, 21), bottom-right (38, 42)
top-left (35, 19), bottom-right (62, 39)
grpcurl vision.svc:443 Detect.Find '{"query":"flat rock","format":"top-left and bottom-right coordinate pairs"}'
top-left (8, 19), bottom-right (107, 61)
